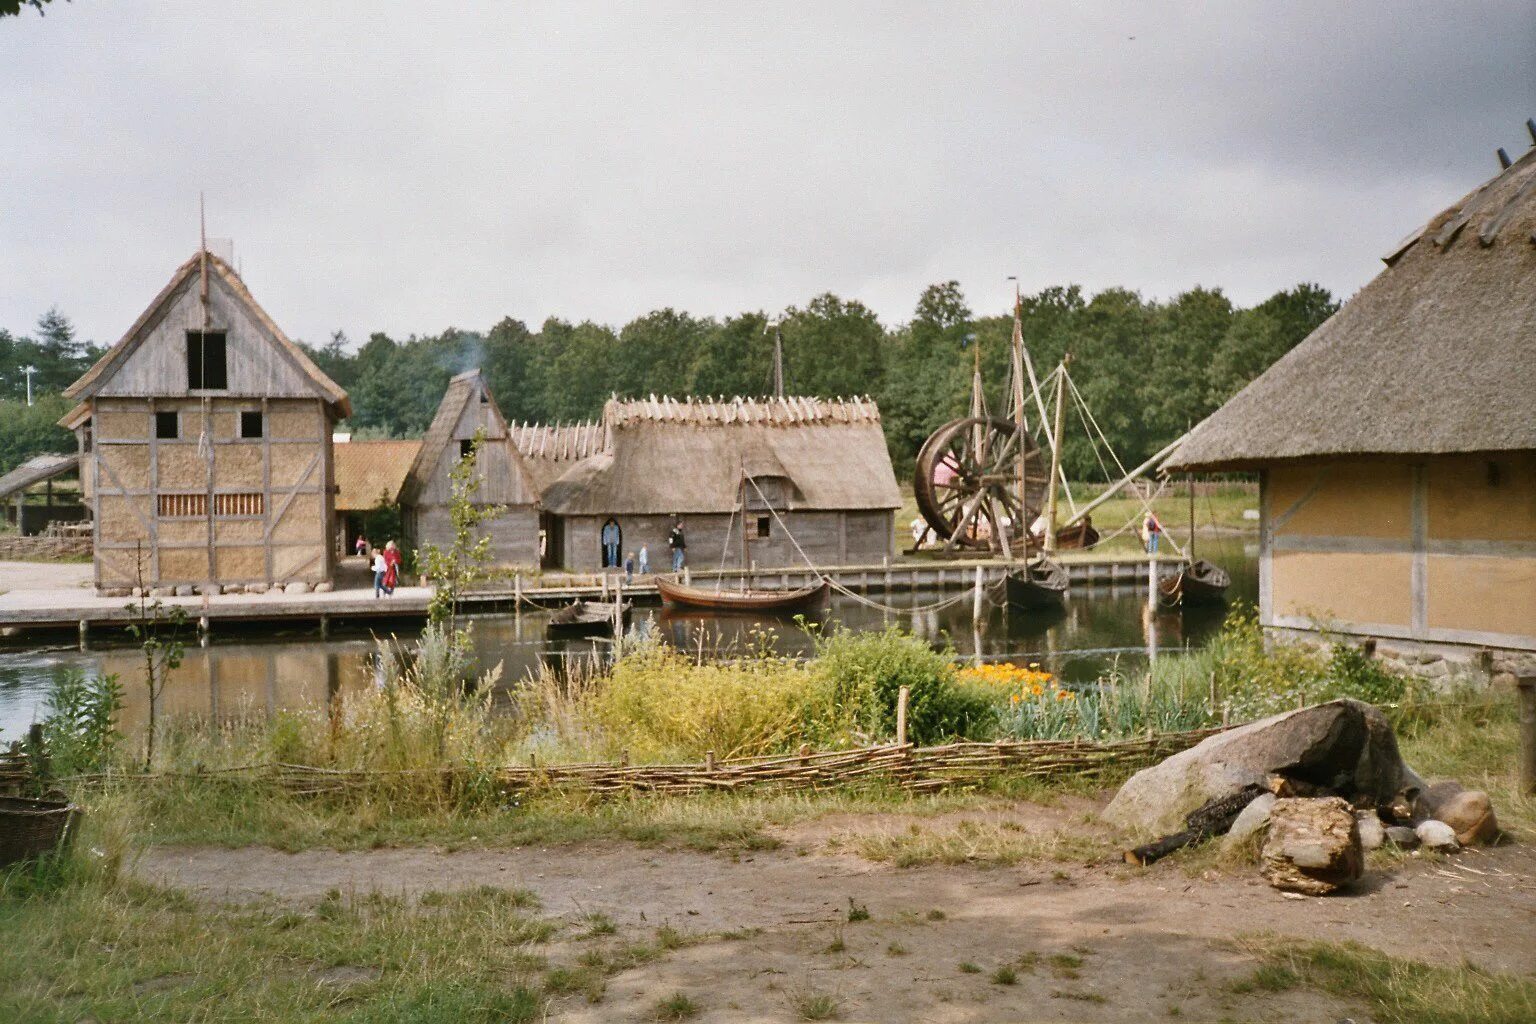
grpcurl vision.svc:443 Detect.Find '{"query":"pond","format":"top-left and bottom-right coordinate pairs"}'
top-left (0, 537), bottom-right (1256, 743)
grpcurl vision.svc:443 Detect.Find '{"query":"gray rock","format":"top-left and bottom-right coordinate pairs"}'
top-left (1355, 811), bottom-right (1386, 851)
top-left (149, 586), bottom-right (174, 598)
top-left (283, 581), bottom-right (310, 595)
top-left (1415, 819), bottom-right (1459, 851)
top-left (196, 583), bottom-right (222, 597)
top-left (313, 581), bottom-right (335, 593)
top-left (1102, 699), bottom-right (1419, 834)
top-left (1222, 792), bottom-right (1278, 850)
top-left (99, 587), bottom-right (132, 599)
top-left (173, 585), bottom-right (196, 597)
top-left (1384, 825), bottom-right (1419, 849)
top-left (246, 583), bottom-right (268, 595)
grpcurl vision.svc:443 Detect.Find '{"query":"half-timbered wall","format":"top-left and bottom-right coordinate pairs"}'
top-left (90, 395), bottom-right (334, 588)
top-left (1261, 454), bottom-right (1536, 652)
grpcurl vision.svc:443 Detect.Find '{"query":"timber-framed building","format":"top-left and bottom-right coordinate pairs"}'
top-left (62, 251), bottom-right (349, 593)
top-left (1166, 145), bottom-right (1536, 670)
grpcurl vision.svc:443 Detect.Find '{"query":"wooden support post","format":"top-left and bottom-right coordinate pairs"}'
top-left (799, 742), bottom-right (810, 765)
top-left (318, 615), bottom-right (329, 640)
top-left (896, 684), bottom-right (910, 747)
top-left (77, 618), bottom-right (88, 652)
top-left (514, 573), bottom-right (522, 617)
top-left (973, 564), bottom-right (984, 621)
top-left (198, 615), bottom-right (211, 647)
top-left (1147, 555), bottom-right (1158, 611)
top-left (1517, 675), bottom-right (1536, 797)
top-left (705, 749), bottom-right (717, 772)
top-left (600, 574), bottom-right (609, 600)
top-left (682, 566), bottom-right (690, 586)
top-left (613, 578), bottom-right (623, 638)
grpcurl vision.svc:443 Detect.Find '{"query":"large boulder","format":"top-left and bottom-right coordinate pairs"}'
top-left (1103, 699), bottom-right (1419, 834)
top-left (1261, 797), bottom-right (1363, 895)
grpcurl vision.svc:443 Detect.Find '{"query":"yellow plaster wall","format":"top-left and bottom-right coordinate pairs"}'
top-left (1270, 549), bottom-right (1413, 628)
top-left (1270, 461), bottom-right (1412, 540)
top-left (1427, 453), bottom-right (1536, 543)
top-left (1427, 554), bottom-right (1536, 638)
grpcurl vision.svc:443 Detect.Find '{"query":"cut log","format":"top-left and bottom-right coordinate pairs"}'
top-left (1125, 783), bottom-right (1265, 866)
top-left (1260, 797), bottom-right (1363, 896)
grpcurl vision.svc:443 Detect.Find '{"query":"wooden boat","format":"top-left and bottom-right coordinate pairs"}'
top-left (1005, 558), bottom-right (1068, 610)
top-left (1054, 517), bottom-right (1100, 550)
top-left (655, 576), bottom-right (830, 614)
top-left (547, 599), bottom-right (630, 634)
top-left (1158, 559), bottom-right (1231, 608)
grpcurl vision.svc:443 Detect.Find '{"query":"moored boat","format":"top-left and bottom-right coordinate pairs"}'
top-left (655, 576), bottom-right (830, 614)
top-left (1054, 518), bottom-right (1100, 550)
top-left (1005, 558), bottom-right (1069, 610)
top-left (547, 599), bottom-right (630, 634)
top-left (1158, 558), bottom-right (1230, 608)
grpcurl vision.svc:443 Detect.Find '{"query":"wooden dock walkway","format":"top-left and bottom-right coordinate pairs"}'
top-left (0, 552), bottom-right (1185, 641)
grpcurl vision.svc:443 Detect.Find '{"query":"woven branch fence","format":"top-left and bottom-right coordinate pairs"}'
top-left (57, 728), bottom-right (1223, 800)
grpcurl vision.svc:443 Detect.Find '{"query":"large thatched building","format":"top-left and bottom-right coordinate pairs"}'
top-left (400, 370), bottom-right (540, 566)
top-left (62, 251), bottom-right (350, 592)
top-left (1165, 147), bottom-right (1536, 668)
top-left (538, 396), bottom-right (901, 572)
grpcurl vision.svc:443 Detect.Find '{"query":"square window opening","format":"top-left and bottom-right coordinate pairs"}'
top-left (155, 411), bottom-right (179, 440)
top-left (239, 411), bottom-right (264, 439)
top-left (756, 515), bottom-right (771, 539)
top-left (186, 330), bottom-right (228, 390)
top-left (459, 439), bottom-right (475, 459)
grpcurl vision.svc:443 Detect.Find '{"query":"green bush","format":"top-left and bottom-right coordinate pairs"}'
top-left (810, 626), bottom-right (997, 745)
top-left (36, 669), bottom-right (123, 779)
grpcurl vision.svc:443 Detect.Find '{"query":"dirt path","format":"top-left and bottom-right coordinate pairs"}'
top-left (138, 805), bottom-right (1536, 1023)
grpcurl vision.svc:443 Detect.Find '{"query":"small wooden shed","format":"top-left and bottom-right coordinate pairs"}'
top-left (400, 369), bottom-right (540, 567)
top-left (538, 396), bottom-right (901, 572)
top-left (1165, 146), bottom-right (1536, 665)
top-left (62, 251), bottom-right (349, 593)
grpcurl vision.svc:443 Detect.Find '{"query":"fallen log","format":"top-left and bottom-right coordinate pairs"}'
top-left (1124, 783), bottom-right (1266, 866)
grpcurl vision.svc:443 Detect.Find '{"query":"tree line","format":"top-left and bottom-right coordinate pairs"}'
top-left (0, 281), bottom-right (1336, 481)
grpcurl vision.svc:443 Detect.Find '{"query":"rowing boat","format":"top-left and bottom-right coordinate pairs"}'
top-left (1005, 558), bottom-right (1068, 610)
top-left (655, 576), bottom-right (830, 614)
top-left (547, 599), bottom-right (630, 634)
top-left (1158, 559), bottom-right (1230, 608)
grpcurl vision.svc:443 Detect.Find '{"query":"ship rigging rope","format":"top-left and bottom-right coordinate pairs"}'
top-left (743, 475), bottom-right (995, 614)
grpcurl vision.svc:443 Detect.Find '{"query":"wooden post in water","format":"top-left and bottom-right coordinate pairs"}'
top-left (613, 578), bottom-right (623, 638)
top-left (1147, 555), bottom-right (1158, 611)
top-left (896, 685), bottom-right (910, 747)
top-left (1517, 675), bottom-right (1536, 796)
top-left (77, 618), bottom-right (88, 652)
top-left (513, 573), bottom-right (522, 619)
top-left (973, 564), bottom-right (985, 621)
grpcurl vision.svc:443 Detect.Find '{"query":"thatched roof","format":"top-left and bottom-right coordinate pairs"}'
top-left (540, 396), bottom-right (901, 516)
top-left (401, 369), bottom-right (537, 507)
top-left (64, 250), bottom-right (351, 418)
top-left (333, 440), bottom-right (421, 512)
top-left (510, 420), bottom-right (608, 494)
top-left (0, 454), bottom-right (78, 503)
top-left (1164, 146), bottom-right (1536, 471)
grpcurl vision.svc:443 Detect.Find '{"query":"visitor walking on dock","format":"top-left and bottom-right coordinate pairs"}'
top-left (637, 544), bottom-right (649, 576)
top-left (383, 540), bottom-right (401, 596)
top-left (1143, 511), bottom-right (1163, 554)
top-left (371, 547), bottom-right (388, 598)
top-left (601, 518), bottom-right (621, 568)
top-left (668, 519), bottom-right (686, 573)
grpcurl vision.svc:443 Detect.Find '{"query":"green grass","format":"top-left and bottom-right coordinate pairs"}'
top-left (1243, 937), bottom-right (1536, 1024)
top-left (788, 988), bottom-right (841, 1021)
top-left (650, 991), bottom-right (702, 1021)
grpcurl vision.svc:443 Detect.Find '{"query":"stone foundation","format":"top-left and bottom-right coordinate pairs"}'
top-left (1268, 625), bottom-right (1535, 689)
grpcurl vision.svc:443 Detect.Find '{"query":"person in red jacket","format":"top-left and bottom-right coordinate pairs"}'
top-left (383, 540), bottom-right (402, 595)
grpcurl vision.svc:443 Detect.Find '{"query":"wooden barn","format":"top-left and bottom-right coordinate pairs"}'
top-left (62, 251), bottom-right (350, 593)
top-left (1165, 146), bottom-right (1536, 670)
top-left (538, 396), bottom-right (901, 572)
top-left (400, 369), bottom-right (540, 567)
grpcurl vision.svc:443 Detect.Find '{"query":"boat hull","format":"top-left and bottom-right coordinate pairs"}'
top-left (655, 577), bottom-right (831, 614)
top-left (1005, 559), bottom-right (1069, 610)
top-left (547, 600), bottom-right (630, 634)
top-left (1158, 559), bottom-right (1231, 608)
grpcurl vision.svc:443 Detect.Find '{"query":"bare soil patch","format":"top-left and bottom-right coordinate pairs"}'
top-left (137, 797), bottom-right (1536, 1022)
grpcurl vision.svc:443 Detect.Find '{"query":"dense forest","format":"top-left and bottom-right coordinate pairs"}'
top-left (0, 280), bottom-right (1336, 480)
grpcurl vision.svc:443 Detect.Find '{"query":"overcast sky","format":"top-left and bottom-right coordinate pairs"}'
top-left (3, 3), bottom-right (1533, 349)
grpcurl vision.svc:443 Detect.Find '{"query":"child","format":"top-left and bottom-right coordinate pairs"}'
top-left (371, 547), bottom-right (388, 598)
top-left (637, 544), bottom-right (649, 576)
top-left (623, 551), bottom-right (635, 584)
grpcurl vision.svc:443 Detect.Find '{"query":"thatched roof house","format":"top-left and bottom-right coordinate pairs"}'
top-left (538, 396), bottom-right (900, 572)
top-left (401, 369), bottom-right (540, 566)
top-left (511, 420), bottom-right (608, 495)
top-left (1166, 145), bottom-right (1536, 665)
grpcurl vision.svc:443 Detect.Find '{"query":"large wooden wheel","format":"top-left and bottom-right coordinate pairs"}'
top-left (914, 416), bottom-right (1048, 551)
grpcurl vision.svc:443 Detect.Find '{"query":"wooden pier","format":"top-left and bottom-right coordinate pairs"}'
top-left (0, 552), bottom-right (1186, 643)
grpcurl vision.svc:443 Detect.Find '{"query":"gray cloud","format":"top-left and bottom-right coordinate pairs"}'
top-left (2, 2), bottom-right (1532, 348)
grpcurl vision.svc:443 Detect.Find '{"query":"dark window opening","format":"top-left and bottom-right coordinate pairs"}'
top-left (186, 330), bottom-right (228, 390)
top-left (239, 411), bottom-right (264, 439)
top-left (756, 515), bottom-right (771, 539)
top-left (459, 439), bottom-right (475, 460)
top-left (155, 411), bottom-right (179, 440)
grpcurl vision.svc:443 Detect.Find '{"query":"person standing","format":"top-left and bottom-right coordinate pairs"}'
top-left (623, 551), bottom-right (635, 584)
top-left (371, 546), bottom-right (388, 598)
top-left (637, 544), bottom-right (649, 576)
top-left (668, 519), bottom-right (686, 573)
top-left (1144, 511), bottom-right (1163, 554)
top-left (601, 518), bottom-right (621, 569)
top-left (383, 540), bottom-right (402, 595)
top-left (354, 534), bottom-right (367, 557)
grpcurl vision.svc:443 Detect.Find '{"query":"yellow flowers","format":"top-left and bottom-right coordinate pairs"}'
top-left (959, 662), bottom-right (1076, 707)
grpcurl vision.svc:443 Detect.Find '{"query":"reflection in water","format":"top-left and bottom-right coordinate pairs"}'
top-left (0, 539), bottom-right (1256, 741)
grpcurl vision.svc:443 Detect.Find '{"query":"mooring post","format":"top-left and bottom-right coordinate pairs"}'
top-left (513, 573), bottom-right (522, 619)
top-left (198, 615), bottom-right (210, 647)
top-left (682, 566), bottom-right (690, 586)
top-left (1146, 555), bottom-right (1158, 611)
top-left (896, 684), bottom-right (910, 747)
top-left (1517, 674), bottom-right (1536, 796)
top-left (318, 614), bottom-right (329, 640)
top-left (972, 564), bottom-right (984, 621)
top-left (613, 578), bottom-right (623, 637)
top-left (77, 618), bottom-right (88, 652)
top-left (600, 574), bottom-right (608, 601)
top-left (884, 555), bottom-right (892, 593)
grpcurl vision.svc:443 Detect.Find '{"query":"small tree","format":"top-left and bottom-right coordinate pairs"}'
top-left (419, 428), bottom-right (504, 632)
top-left (125, 544), bottom-right (186, 771)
